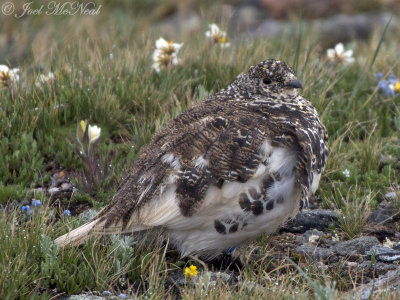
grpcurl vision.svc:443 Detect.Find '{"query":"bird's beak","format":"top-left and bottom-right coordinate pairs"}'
top-left (287, 79), bottom-right (303, 89)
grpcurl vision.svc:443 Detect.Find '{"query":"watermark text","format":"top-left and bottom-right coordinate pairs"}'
top-left (1, 1), bottom-right (102, 18)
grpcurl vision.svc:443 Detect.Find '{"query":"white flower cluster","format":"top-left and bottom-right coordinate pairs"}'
top-left (152, 24), bottom-right (230, 72)
top-left (36, 72), bottom-right (55, 88)
top-left (152, 38), bottom-right (183, 73)
top-left (205, 24), bottom-right (230, 48)
top-left (0, 65), bottom-right (19, 88)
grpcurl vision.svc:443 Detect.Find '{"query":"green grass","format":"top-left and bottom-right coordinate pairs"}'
top-left (1, 1), bottom-right (400, 298)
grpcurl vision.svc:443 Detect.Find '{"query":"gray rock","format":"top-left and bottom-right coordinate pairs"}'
top-left (317, 13), bottom-right (394, 43)
top-left (294, 244), bottom-right (335, 261)
top-left (166, 272), bottom-right (187, 287)
top-left (231, 5), bottom-right (267, 31)
top-left (384, 192), bottom-right (398, 201)
top-left (333, 236), bottom-right (380, 257)
top-left (353, 266), bottom-right (400, 300)
top-left (250, 12), bottom-right (397, 44)
top-left (368, 201), bottom-right (399, 224)
top-left (166, 271), bottom-right (235, 288)
top-left (366, 245), bottom-right (400, 263)
top-left (281, 209), bottom-right (338, 233)
top-left (356, 261), bottom-right (398, 277)
top-left (48, 187), bottom-right (60, 194)
top-left (196, 271), bottom-right (233, 286)
top-left (251, 19), bottom-right (295, 39)
top-left (67, 294), bottom-right (105, 300)
top-left (61, 182), bottom-right (72, 191)
top-left (157, 12), bottom-right (202, 36)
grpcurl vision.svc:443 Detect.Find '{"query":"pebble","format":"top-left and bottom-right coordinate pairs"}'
top-left (282, 209), bottom-right (338, 233)
top-left (384, 192), bottom-right (398, 201)
top-left (365, 245), bottom-right (400, 263)
top-left (48, 187), bottom-right (60, 194)
top-left (354, 266), bottom-right (400, 300)
top-left (61, 182), bottom-right (73, 191)
top-left (333, 236), bottom-right (380, 257)
top-left (294, 244), bottom-right (336, 262)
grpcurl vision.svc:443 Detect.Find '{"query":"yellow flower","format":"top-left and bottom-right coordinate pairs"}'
top-left (184, 265), bottom-right (199, 278)
top-left (80, 120), bottom-right (87, 132)
top-left (394, 81), bottom-right (400, 93)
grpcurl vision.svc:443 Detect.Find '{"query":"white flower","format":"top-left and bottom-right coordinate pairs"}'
top-left (36, 71), bottom-right (55, 87)
top-left (205, 24), bottom-right (230, 48)
top-left (308, 234), bottom-right (320, 244)
top-left (342, 169), bottom-right (350, 178)
top-left (326, 43), bottom-right (354, 65)
top-left (88, 124), bottom-right (101, 144)
top-left (0, 64), bottom-right (20, 87)
top-left (332, 233), bottom-right (340, 242)
top-left (383, 237), bottom-right (395, 249)
top-left (152, 37), bottom-right (183, 73)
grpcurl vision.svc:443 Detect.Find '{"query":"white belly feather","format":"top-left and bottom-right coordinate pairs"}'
top-left (127, 141), bottom-right (306, 258)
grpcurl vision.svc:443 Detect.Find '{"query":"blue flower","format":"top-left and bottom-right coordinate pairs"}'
top-left (22, 205), bottom-right (30, 212)
top-left (32, 199), bottom-right (41, 207)
top-left (118, 294), bottom-right (127, 298)
top-left (227, 246), bottom-right (237, 255)
top-left (379, 80), bottom-right (388, 90)
top-left (103, 291), bottom-right (112, 296)
top-left (376, 73), bottom-right (400, 96)
top-left (62, 209), bottom-right (71, 216)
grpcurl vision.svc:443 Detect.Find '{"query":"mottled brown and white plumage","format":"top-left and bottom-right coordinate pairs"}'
top-left (55, 59), bottom-right (328, 259)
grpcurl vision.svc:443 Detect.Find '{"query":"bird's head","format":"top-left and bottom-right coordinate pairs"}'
top-left (234, 59), bottom-right (302, 98)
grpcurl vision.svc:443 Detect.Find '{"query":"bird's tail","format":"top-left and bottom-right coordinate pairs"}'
top-left (54, 216), bottom-right (150, 247)
top-left (54, 218), bottom-right (106, 247)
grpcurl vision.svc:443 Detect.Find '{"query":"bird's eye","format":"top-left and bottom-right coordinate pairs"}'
top-left (263, 78), bottom-right (272, 85)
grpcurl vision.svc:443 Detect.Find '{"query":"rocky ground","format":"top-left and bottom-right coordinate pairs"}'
top-left (51, 185), bottom-right (399, 299)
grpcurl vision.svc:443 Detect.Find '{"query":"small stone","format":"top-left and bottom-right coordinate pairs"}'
top-left (194, 271), bottom-right (233, 287)
top-left (48, 187), bottom-right (60, 194)
top-left (346, 261), bottom-right (358, 267)
top-left (333, 236), bottom-right (380, 257)
top-left (281, 209), bottom-right (338, 233)
top-left (61, 182), bottom-right (72, 191)
top-left (384, 192), bottom-right (398, 201)
top-left (366, 245), bottom-right (400, 263)
top-left (67, 293), bottom-right (105, 300)
top-left (294, 244), bottom-right (335, 261)
top-left (354, 266), bottom-right (400, 300)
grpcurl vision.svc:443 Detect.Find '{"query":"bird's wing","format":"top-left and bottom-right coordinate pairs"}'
top-left (94, 100), bottom-right (312, 231)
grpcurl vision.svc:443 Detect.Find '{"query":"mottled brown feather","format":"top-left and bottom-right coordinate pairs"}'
top-left (91, 59), bottom-right (328, 232)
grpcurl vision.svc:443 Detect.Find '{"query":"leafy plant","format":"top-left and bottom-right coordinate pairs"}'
top-left (0, 132), bottom-right (45, 186)
top-left (68, 120), bottom-right (117, 195)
